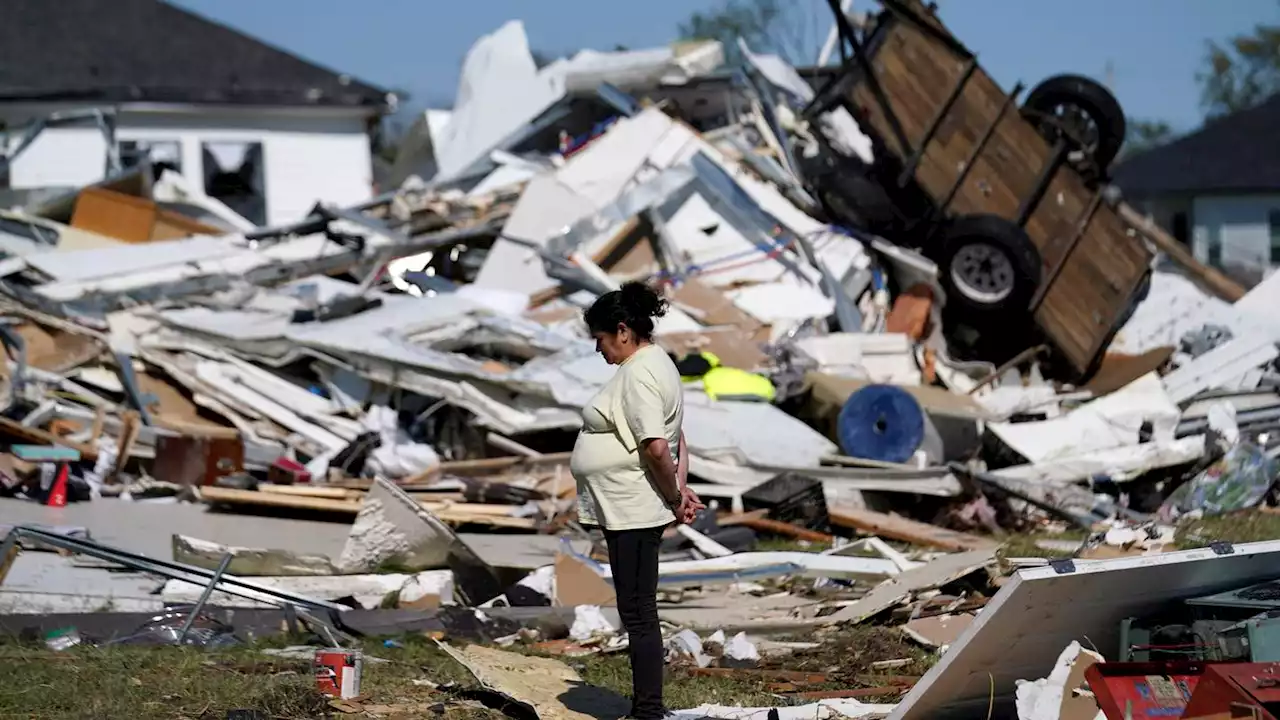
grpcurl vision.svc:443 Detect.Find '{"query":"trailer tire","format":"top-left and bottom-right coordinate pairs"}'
top-left (939, 214), bottom-right (1041, 317)
top-left (1023, 74), bottom-right (1127, 172)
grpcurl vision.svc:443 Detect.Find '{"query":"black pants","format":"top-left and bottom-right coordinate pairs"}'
top-left (605, 525), bottom-right (666, 719)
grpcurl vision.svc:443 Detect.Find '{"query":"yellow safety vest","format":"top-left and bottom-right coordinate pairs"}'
top-left (680, 351), bottom-right (776, 402)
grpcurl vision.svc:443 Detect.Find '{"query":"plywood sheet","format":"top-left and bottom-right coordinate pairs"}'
top-left (829, 507), bottom-right (997, 552)
top-left (14, 323), bottom-right (102, 373)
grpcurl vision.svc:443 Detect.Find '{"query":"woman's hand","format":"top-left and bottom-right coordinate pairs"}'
top-left (675, 486), bottom-right (705, 525)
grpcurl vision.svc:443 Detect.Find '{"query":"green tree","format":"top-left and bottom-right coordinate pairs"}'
top-left (1197, 9), bottom-right (1280, 119)
top-left (1118, 119), bottom-right (1177, 161)
top-left (679, 0), bottom-right (825, 67)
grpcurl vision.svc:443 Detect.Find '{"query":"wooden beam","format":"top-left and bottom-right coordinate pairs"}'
top-left (828, 507), bottom-right (997, 551)
top-left (1117, 202), bottom-right (1245, 302)
top-left (0, 416), bottom-right (97, 461)
top-left (731, 517), bottom-right (834, 544)
top-left (404, 452), bottom-right (573, 484)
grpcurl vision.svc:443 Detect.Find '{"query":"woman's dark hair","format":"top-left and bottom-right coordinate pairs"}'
top-left (583, 281), bottom-right (669, 340)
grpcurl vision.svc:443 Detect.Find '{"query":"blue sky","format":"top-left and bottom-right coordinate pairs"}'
top-left (173, 0), bottom-right (1277, 131)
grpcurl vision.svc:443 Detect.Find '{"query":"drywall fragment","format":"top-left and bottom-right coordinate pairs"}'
top-left (1014, 641), bottom-right (1103, 720)
top-left (724, 632), bottom-right (761, 663)
top-left (360, 404), bottom-right (441, 478)
top-left (160, 570), bottom-right (454, 610)
top-left (569, 605), bottom-right (618, 643)
top-left (438, 642), bottom-right (630, 720)
top-left (338, 476), bottom-right (502, 604)
top-left (399, 570), bottom-right (455, 610)
top-left (987, 373), bottom-right (1179, 464)
top-left (987, 436), bottom-right (1206, 485)
top-left (172, 534), bottom-right (338, 576)
top-left (667, 629), bottom-right (713, 668)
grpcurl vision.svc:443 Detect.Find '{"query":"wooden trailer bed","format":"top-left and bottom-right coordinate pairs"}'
top-left (824, 0), bottom-right (1153, 376)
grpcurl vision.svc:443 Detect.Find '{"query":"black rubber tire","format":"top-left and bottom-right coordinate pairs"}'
top-left (1023, 74), bottom-right (1127, 172)
top-left (938, 214), bottom-right (1042, 316)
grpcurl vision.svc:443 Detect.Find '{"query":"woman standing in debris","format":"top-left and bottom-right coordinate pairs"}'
top-left (571, 280), bottom-right (705, 719)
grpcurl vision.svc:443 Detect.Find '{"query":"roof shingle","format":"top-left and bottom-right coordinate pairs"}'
top-left (0, 0), bottom-right (388, 110)
top-left (1113, 93), bottom-right (1280, 197)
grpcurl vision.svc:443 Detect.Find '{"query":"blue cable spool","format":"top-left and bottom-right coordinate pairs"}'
top-left (837, 384), bottom-right (926, 464)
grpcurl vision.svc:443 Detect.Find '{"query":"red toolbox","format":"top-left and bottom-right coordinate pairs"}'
top-left (1085, 661), bottom-right (1208, 719)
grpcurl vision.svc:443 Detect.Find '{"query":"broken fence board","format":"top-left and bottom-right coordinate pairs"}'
top-left (401, 452), bottom-right (573, 484)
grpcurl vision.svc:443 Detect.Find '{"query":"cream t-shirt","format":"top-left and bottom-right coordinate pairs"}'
top-left (569, 344), bottom-right (683, 530)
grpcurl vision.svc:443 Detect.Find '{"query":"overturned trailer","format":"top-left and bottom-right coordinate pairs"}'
top-left (804, 0), bottom-right (1153, 378)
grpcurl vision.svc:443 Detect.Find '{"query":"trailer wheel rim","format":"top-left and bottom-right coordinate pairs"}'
top-left (1046, 102), bottom-right (1100, 155)
top-left (950, 242), bottom-right (1015, 305)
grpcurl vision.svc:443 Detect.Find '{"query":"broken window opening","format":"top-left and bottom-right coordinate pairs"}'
top-left (1171, 211), bottom-right (1189, 247)
top-left (201, 141), bottom-right (266, 226)
top-left (425, 328), bottom-right (550, 367)
top-left (436, 342), bottom-right (541, 370)
top-left (1269, 209), bottom-right (1280, 265)
top-left (119, 139), bottom-right (182, 175)
top-left (411, 404), bottom-right (487, 461)
top-left (1206, 223), bottom-right (1222, 268)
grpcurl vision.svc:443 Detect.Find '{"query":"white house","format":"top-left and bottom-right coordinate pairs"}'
top-left (0, 0), bottom-right (392, 227)
top-left (1114, 93), bottom-right (1280, 287)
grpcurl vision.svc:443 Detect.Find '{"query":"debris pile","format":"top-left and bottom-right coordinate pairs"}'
top-left (3, 2), bottom-right (1280, 719)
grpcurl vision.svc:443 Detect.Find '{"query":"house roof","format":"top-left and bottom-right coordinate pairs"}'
top-left (1113, 92), bottom-right (1280, 197)
top-left (0, 0), bottom-right (388, 111)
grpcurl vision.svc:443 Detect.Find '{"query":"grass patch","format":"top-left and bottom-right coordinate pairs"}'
top-left (771, 625), bottom-right (934, 678)
top-left (565, 625), bottom-right (930, 708)
top-left (0, 637), bottom-right (500, 720)
top-left (1176, 509), bottom-right (1280, 549)
top-left (994, 534), bottom-right (1077, 564)
top-left (571, 653), bottom-right (780, 709)
top-left (0, 644), bottom-right (328, 719)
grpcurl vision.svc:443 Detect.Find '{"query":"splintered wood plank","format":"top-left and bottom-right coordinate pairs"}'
top-left (198, 486), bottom-right (536, 529)
top-left (828, 507), bottom-right (997, 551)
